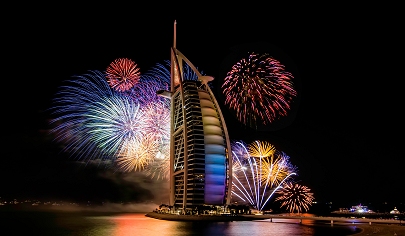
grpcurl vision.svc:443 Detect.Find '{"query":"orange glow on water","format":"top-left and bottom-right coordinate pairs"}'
top-left (108, 214), bottom-right (181, 236)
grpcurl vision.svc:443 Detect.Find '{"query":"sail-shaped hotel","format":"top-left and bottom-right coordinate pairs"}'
top-left (157, 21), bottom-right (233, 213)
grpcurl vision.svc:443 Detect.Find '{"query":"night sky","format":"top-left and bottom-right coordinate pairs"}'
top-left (3, 5), bottom-right (403, 211)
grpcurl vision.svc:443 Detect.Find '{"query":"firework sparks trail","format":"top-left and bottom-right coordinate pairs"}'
top-left (222, 52), bottom-right (296, 128)
top-left (231, 140), bottom-right (297, 211)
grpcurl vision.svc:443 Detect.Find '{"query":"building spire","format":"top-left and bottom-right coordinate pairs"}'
top-left (173, 20), bottom-right (177, 49)
top-left (171, 20), bottom-right (181, 90)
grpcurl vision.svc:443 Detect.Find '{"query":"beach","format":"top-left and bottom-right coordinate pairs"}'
top-left (353, 223), bottom-right (405, 236)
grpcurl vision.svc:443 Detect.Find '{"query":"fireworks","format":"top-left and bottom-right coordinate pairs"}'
top-left (143, 60), bottom-right (201, 83)
top-left (128, 79), bottom-right (169, 105)
top-left (222, 52), bottom-right (296, 128)
top-left (275, 183), bottom-right (315, 213)
top-left (142, 101), bottom-right (170, 144)
top-left (50, 69), bottom-right (171, 175)
top-left (116, 134), bottom-right (159, 172)
top-left (50, 60), bottom-right (200, 179)
top-left (231, 140), bottom-right (297, 211)
top-left (50, 70), bottom-right (146, 163)
top-left (51, 56), bottom-right (312, 215)
top-left (106, 58), bottom-right (141, 92)
top-left (135, 100), bottom-right (170, 179)
top-left (50, 73), bottom-right (168, 177)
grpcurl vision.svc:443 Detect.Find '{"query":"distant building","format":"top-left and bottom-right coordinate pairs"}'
top-left (390, 207), bottom-right (400, 214)
top-left (350, 204), bottom-right (374, 213)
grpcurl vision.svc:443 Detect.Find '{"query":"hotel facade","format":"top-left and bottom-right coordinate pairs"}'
top-left (157, 21), bottom-right (233, 212)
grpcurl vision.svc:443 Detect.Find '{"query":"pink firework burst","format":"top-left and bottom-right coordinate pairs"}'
top-left (106, 58), bottom-right (141, 92)
top-left (222, 52), bottom-right (296, 128)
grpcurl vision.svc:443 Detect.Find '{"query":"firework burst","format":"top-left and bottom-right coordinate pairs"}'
top-left (116, 134), bottom-right (159, 172)
top-left (106, 58), bottom-right (141, 92)
top-left (275, 183), bottom-right (315, 213)
top-left (50, 70), bottom-right (147, 162)
top-left (231, 140), bottom-right (297, 211)
top-left (222, 52), bottom-right (296, 128)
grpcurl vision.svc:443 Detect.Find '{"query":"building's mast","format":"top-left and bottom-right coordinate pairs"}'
top-left (169, 20), bottom-right (176, 206)
top-left (173, 20), bottom-right (176, 49)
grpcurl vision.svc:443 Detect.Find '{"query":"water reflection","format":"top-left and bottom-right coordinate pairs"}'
top-left (109, 214), bottom-right (183, 236)
top-left (103, 214), bottom-right (314, 236)
top-left (226, 220), bottom-right (314, 235)
top-left (86, 213), bottom-right (356, 236)
top-left (0, 211), bottom-right (360, 236)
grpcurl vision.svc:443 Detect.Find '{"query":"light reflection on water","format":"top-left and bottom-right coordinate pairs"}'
top-left (0, 211), bottom-right (359, 236)
top-left (85, 214), bottom-right (316, 236)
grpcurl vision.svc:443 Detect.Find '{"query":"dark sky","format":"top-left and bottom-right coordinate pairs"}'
top-left (3, 5), bottom-right (403, 210)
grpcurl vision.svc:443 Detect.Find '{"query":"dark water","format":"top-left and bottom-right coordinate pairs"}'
top-left (0, 211), bottom-right (361, 236)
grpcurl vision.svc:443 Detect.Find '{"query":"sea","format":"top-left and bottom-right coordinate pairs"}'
top-left (0, 210), bottom-right (362, 236)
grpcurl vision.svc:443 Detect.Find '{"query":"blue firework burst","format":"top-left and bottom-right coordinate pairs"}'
top-left (50, 70), bottom-right (146, 163)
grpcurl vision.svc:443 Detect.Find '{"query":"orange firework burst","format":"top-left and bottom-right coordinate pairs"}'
top-left (116, 134), bottom-right (158, 172)
top-left (106, 58), bottom-right (141, 92)
top-left (248, 140), bottom-right (276, 158)
top-left (275, 183), bottom-right (315, 213)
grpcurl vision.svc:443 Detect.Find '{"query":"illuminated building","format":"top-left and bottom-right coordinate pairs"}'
top-left (157, 21), bottom-right (232, 212)
top-left (390, 207), bottom-right (400, 214)
top-left (349, 204), bottom-right (374, 213)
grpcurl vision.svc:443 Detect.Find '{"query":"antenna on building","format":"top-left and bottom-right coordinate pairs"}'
top-left (173, 20), bottom-right (176, 49)
top-left (171, 20), bottom-right (181, 90)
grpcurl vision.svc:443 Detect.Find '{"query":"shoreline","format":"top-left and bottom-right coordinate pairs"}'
top-left (146, 212), bottom-right (405, 235)
top-left (145, 212), bottom-right (404, 223)
top-left (145, 212), bottom-right (255, 221)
